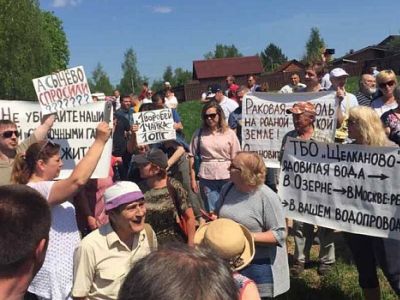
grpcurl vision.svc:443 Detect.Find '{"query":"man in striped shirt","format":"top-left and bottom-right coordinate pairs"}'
top-left (355, 74), bottom-right (379, 107)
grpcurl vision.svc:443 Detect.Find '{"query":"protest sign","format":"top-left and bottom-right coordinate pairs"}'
top-left (242, 91), bottom-right (336, 168)
top-left (132, 108), bottom-right (176, 145)
top-left (0, 100), bottom-right (111, 179)
top-left (32, 66), bottom-right (92, 115)
top-left (278, 137), bottom-right (400, 240)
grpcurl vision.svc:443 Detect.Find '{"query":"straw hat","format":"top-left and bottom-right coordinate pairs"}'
top-left (194, 218), bottom-right (255, 271)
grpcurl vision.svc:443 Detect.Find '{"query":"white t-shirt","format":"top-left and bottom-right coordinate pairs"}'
top-left (115, 96), bottom-right (121, 110)
top-left (27, 181), bottom-right (81, 300)
top-left (336, 92), bottom-right (359, 115)
top-left (219, 96), bottom-right (239, 121)
top-left (165, 96), bottom-right (178, 109)
top-left (141, 98), bottom-right (152, 104)
top-left (321, 73), bottom-right (332, 90)
top-left (279, 83), bottom-right (306, 94)
top-left (371, 97), bottom-right (398, 117)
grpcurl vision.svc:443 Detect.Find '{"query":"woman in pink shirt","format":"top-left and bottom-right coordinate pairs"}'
top-left (189, 101), bottom-right (240, 213)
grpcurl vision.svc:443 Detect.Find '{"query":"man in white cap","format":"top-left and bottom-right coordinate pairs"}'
top-left (72, 181), bottom-right (157, 300)
top-left (329, 67), bottom-right (358, 142)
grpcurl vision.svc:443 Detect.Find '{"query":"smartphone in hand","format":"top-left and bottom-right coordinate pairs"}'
top-left (103, 101), bottom-right (113, 123)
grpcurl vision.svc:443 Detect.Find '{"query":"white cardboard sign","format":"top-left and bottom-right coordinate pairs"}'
top-left (132, 108), bottom-right (176, 145)
top-left (0, 100), bottom-right (111, 179)
top-left (278, 137), bottom-right (400, 240)
top-left (32, 66), bottom-right (93, 115)
top-left (242, 91), bottom-right (337, 168)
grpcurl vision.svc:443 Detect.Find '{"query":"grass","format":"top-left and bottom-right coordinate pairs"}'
top-left (177, 99), bottom-right (203, 141)
top-left (278, 233), bottom-right (398, 300)
top-left (177, 82), bottom-right (398, 298)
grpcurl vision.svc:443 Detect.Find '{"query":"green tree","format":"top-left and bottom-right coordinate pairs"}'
top-left (387, 36), bottom-right (400, 50)
top-left (204, 44), bottom-right (242, 59)
top-left (173, 68), bottom-right (192, 86)
top-left (0, 0), bottom-right (70, 100)
top-left (88, 63), bottom-right (114, 95)
top-left (119, 48), bottom-right (143, 95)
top-left (152, 66), bottom-right (192, 92)
top-left (302, 27), bottom-right (326, 64)
top-left (41, 11), bottom-right (69, 70)
top-left (163, 65), bottom-right (174, 85)
top-left (151, 79), bottom-right (164, 93)
top-left (260, 43), bottom-right (288, 72)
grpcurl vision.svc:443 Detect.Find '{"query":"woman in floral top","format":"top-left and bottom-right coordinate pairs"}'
top-left (381, 85), bottom-right (400, 146)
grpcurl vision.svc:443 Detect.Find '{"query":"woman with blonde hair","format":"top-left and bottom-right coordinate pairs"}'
top-left (189, 101), bottom-right (240, 213)
top-left (371, 70), bottom-right (398, 116)
top-left (345, 106), bottom-right (400, 299)
top-left (348, 105), bottom-right (390, 146)
top-left (214, 151), bottom-right (289, 298)
top-left (11, 122), bottom-right (110, 300)
top-left (381, 86), bottom-right (400, 146)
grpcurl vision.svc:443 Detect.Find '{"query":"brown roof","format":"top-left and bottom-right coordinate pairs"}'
top-left (332, 46), bottom-right (389, 64)
top-left (274, 59), bottom-right (304, 73)
top-left (193, 56), bottom-right (263, 80)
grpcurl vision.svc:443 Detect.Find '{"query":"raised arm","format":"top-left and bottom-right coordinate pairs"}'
top-left (127, 124), bottom-right (139, 154)
top-left (167, 145), bottom-right (185, 169)
top-left (48, 122), bottom-right (111, 205)
top-left (33, 114), bottom-right (56, 141)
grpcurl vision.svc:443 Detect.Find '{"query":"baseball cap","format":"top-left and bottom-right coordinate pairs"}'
top-left (286, 101), bottom-right (316, 115)
top-left (206, 91), bottom-right (216, 99)
top-left (210, 83), bottom-right (222, 94)
top-left (133, 148), bottom-right (168, 169)
top-left (104, 181), bottom-right (144, 211)
top-left (329, 68), bottom-right (349, 78)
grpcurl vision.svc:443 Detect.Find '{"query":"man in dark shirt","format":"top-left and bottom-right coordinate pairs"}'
top-left (115, 95), bottom-right (134, 124)
top-left (228, 86), bottom-right (249, 144)
top-left (112, 113), bottom-right (131, 180)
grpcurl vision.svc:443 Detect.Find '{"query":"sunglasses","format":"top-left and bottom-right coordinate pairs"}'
top-left (379, 80), bottom-right (396, 89)
top-left (39, 139), bottom-right (57, 154)
top-left (204, 113), bottom-right (218, 120)
top-left (1, 130), bottom-right (19, 138)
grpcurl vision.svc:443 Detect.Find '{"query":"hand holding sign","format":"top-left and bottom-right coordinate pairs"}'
top-left (132, 108), bottom-right (176, 145)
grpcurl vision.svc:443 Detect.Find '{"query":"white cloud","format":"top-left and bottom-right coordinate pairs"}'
top-left (149, 5), bottom-right (173, 14)
top-left (51, 0), bottom-right (81, 8)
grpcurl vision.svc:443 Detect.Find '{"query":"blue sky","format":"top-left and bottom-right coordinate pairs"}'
top-left (39, 0), bottom-right (400, 86)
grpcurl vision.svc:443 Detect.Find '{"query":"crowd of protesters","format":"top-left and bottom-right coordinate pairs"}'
top-left (1, 60), bottom-right (400, 300)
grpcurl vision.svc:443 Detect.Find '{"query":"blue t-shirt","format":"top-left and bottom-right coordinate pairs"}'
top-left (172, 109), bottom-right (181, 123)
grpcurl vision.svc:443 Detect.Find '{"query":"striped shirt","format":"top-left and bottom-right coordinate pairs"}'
top-left (355, 91), bottom-right (375, 107)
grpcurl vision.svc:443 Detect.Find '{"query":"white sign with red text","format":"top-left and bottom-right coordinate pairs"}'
top-left (32, 66), bottom-right (92, 115)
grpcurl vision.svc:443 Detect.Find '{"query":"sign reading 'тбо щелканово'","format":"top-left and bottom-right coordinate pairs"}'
top-left (278, 137), bottom-right (400, 240)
